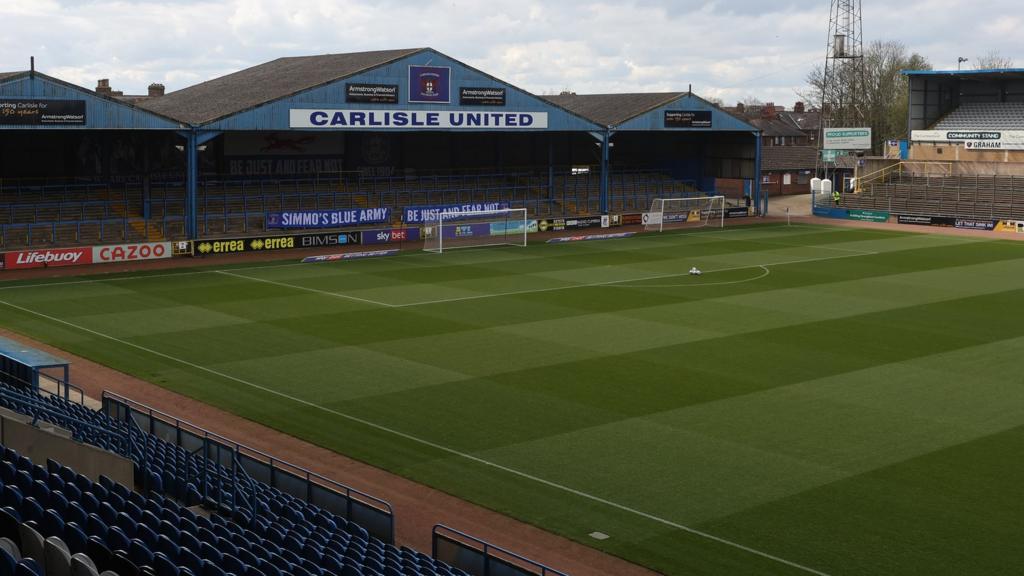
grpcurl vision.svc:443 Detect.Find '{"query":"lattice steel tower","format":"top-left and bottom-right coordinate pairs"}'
top-left (820, 0), bottom-right (867, 166)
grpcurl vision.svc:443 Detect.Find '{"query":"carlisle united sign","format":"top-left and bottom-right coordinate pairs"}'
top-left (290, 109), bottom-right (548, 129)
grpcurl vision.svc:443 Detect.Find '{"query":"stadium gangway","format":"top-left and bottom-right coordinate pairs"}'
top-left (432, 525), bottom-right (569, 576)
top-left (102, 391), bottom-right (396, 544)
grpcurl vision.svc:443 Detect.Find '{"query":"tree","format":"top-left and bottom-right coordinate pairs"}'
top-left (975, 50), bottom-right (1015, 70)
top-left (801, 40), bottom-right (931, 153)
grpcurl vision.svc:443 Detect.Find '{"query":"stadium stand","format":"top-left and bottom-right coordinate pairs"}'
top-left (0, 169), bottom-right (700, 248)
top-left (0, 378), bottom-right (477, 576)
top-left (930, 102), bottom-right (1024, 130)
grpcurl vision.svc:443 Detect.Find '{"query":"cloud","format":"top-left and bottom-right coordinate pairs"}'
top-left (0, 0), bottom-right (1020, 106)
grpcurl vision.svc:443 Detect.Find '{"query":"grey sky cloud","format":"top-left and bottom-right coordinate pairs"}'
top-left (0, 0), bottom-right (1020, 108)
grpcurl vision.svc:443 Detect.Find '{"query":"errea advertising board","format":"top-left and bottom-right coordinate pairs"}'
top-left (823, 128), bottom-right (872, 150)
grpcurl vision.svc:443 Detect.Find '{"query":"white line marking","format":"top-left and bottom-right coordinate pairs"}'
top-left (214, 270), bottom-right (395, 308)
top-left (611, 265), bottom-right (772, 288)
top-left (0, 298), bottom-right (833, 576)
top-left (389, 251), bottom-right (876, 308)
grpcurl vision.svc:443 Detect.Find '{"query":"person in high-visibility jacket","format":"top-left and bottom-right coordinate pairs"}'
top-left (833, 189), bottom-right (841, 206)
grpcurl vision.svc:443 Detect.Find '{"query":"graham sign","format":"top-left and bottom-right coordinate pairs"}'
top-left (823, 128), bottom-right (872, 150)
top-left (290, 109), bottom-right (548, 129)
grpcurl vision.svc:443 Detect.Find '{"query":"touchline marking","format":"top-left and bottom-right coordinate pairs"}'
top-left (214, 270), bottom-right (395, 308)
top-left (0, 298), bottom-right (833, 576)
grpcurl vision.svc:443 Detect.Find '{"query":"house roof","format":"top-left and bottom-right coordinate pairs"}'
top-left (139, 48), bottom-right (425, 125)
top-left (0, 71), bottom-right (26, 82)
top-left (761, 146), bottom-right (818, 171)
top-left (779, 110), bottom-right (821, 132)
top-left (541, 92), bottom-right (686, 127)
top-left (747, 117), bottom-right (805, 138)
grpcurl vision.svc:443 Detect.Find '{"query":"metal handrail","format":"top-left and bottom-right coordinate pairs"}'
top-left (433, 524), bottom-right (570, 576)
top-left (101, 391), bottom-right (394, 529)
top-left (0, 383), bottom-right (131, 455)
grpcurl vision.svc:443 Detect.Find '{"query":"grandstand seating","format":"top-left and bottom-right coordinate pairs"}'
top-left (1, 170), bottom-right (699, 248)
top-left (0, 381), bottom-right (471, 576)
top-left (931, 102), bottom-right (1024, 130)
top-left (844, 173), bottom-right (1024, 220)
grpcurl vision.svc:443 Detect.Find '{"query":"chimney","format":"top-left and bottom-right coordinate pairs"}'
top-left (96, 79), bottom-right (112, 95)
top-left (761, 102), bottom-right (777, 118)
top-left (794, 101), bottom-right (805, 113)
top-left (148, 83), bottom-right (165, 98)
top-left (736, 102), bottom-right (745, 113)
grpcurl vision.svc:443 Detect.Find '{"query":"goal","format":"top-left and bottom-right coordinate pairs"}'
top-left (644, 196), bottom-right (725, 232)
top-left (423, 208), bottom-right (529, 253)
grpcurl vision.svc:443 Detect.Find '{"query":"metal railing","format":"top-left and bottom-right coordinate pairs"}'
top-left (432, 525), bottom-right (570, 576)
top-left (102, 391), bottom-right (396, 543)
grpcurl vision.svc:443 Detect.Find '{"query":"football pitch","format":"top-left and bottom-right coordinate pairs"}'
top-left (3, 222), bottom-right (1024, 576)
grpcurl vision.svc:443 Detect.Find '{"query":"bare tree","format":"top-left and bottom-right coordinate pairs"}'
top-left (802, 40), bottom-right (930, 153)
top-left (975, 50), bottom-right (1015, 70)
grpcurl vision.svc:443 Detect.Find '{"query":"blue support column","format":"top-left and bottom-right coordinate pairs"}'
top-left (599, 130), bottom-right (611, 214)
top-left (547, 138), bottom-right (554, 200)
top-left (754, 131), bottom-right (764, 216)
top-left (186, 131), bottom-right (198, 239)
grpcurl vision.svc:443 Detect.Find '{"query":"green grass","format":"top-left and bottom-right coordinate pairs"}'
top-left (3, 222), bottom-right (1024, 575)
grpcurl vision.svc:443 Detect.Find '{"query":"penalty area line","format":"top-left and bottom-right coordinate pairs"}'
top-left (0, 298), bottom-right (834, 576)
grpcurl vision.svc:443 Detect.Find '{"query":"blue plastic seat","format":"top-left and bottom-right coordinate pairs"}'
top-left (85, 514), bottom-right (107, 539)
top-left (109, 552), bottom-right (139, 576)
top-left (20, 498), bottom-right (43, 524)
top-left (0, 509), bottom-right (20, 548)
top-left (177, 548), bottom-right (203, 576)
top-left (220, 554), bottom-right (244, 576)
top-left (178, 532), bottom-right (200, 557)
top-left (86, 537), bottom-right (113, 573)
top-left (78, 493), bottom-right (99, 515)
top-left (114, 513), bottom-right (137, 538)
top-left (197, 543), bottom-right (221, 564)
top-left (157, 521), bottom-right (179, 543)
top-left (106, 527), bottom-right (131, 554)
top-left (151, 553), bottom-right (178, 576)
top-left (135, 524), bottom-right (158, 549)
top-left (41, 509), bottom-right (65, 539)
top-left (155, 535), bottom-right (178, 561)
top-left (13, 472), bottom-right (32, 493)
top-left (1, 487), bottom-right (21, 512)
top-left (29, 467), bottom-right (46, 483)
top-left (98, 503), bottom-right (117, 526)
top-left (0, 463), bottom-right (15, 486)
top-left (199, 560), bottom-right (224, 576)
top-left (127, 539), bottom-right (153, 568)
top-left (63, 522), bottom-right (87, 555)
top-left (63, 483), bottom-right (82, 503)
top-left (14, 559), bottom-right (41, 576)
top-left (0, 545), bottom-right (15, 576)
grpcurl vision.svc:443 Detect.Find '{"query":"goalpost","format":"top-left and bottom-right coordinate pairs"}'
top-left (423, 208), bottom-right (529, 253)
top-left (644, 195), bottom-right (726, 232)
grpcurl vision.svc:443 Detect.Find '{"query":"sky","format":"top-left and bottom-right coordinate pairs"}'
top-left (0, 0), bottom-right (1020, 108)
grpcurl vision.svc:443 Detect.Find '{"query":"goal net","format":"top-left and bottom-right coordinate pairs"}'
top-left (644, 196), bottom-right (725, 232)
top-left (423, 208), bottom-right (529, 253)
